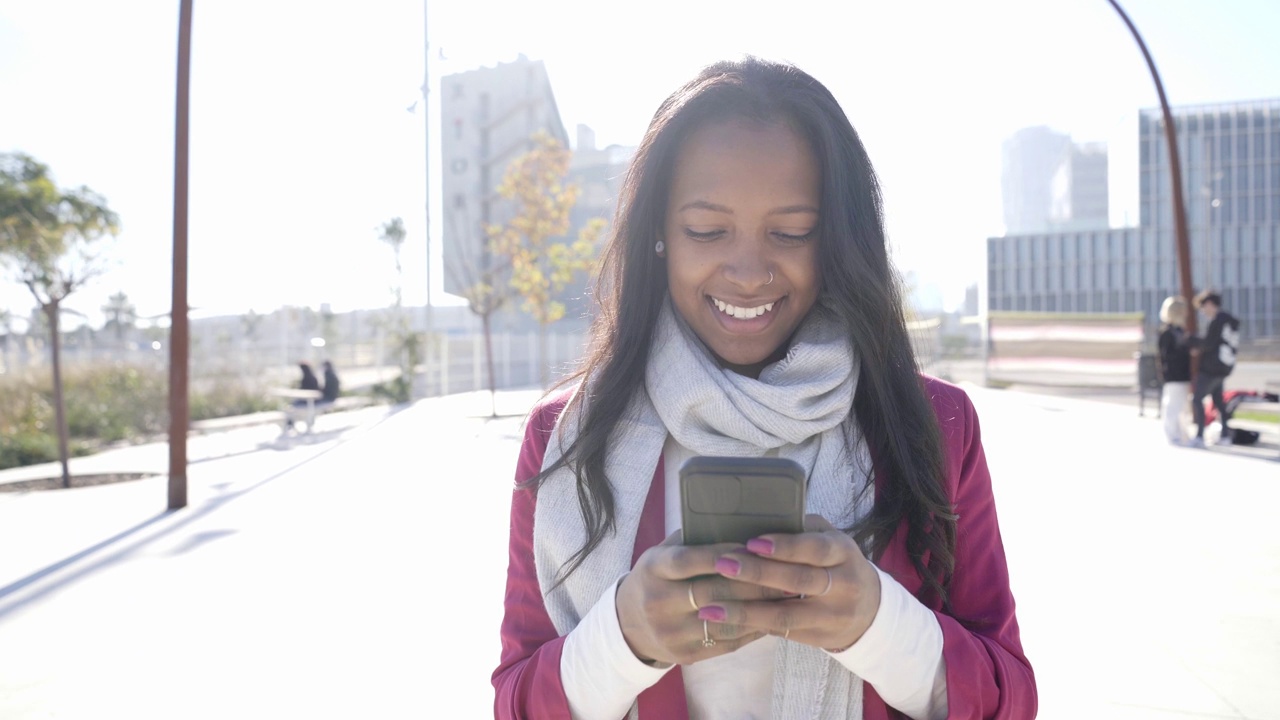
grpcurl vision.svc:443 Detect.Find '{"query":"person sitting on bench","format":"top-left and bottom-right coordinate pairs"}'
top-left (284, 362), bottom-right (322, 431)
top-left (319, 360), bottom-right (340, 407)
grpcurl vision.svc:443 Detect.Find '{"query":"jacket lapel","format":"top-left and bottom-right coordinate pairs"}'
top-left (632, 455), bottom-right (690, 719)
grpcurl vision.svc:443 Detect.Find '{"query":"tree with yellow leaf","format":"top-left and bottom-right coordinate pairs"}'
top-left (488, 132), bottom-right (605, 388)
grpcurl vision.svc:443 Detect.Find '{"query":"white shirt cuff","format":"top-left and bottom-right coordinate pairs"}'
top-left (561, 575), bottom-right (673, 720)
top-left (827, 565), bottom-right (948, 720)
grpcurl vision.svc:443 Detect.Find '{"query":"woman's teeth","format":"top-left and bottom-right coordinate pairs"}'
top-left (712, 298), bottom-right (775, 320)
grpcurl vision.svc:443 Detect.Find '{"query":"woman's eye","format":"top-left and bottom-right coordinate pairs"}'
top-left (773, 230), bottom-right (814, 244)
top-left (684, 228), bottom-right (725, 241)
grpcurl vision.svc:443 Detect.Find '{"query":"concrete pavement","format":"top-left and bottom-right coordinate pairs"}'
top-left (0, 383), bottom-right (1277, 718)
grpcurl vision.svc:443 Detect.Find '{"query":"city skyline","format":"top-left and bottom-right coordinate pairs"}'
top-left (988, 95), bottom-right (1280, 349)
top-left (2, 0), bottom-right (1279, 329)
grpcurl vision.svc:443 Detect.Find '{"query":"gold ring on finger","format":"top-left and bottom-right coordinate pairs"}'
top-left (688, 581), bottom-right (699, 612)
top-left (816, 568), bottom-right (833, 597)
top-left (702, 620), bottom-right (716, 648)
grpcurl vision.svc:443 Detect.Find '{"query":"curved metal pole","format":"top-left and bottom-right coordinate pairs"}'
top-left (1106, 0), bottom-right (1197, 346)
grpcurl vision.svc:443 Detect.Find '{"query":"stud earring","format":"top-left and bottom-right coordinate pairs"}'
top-left (655, 240), bottom-right (665, 255)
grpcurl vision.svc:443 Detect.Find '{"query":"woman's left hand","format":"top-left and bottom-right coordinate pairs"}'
top-left (699, 514), bottom-right (881, 652)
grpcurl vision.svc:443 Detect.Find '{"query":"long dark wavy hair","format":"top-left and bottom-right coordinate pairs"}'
top-left (529, 57), bottom-right (956, 605)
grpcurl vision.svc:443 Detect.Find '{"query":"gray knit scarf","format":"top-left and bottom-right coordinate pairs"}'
top-left (535, 298), bottom-right (872, 719)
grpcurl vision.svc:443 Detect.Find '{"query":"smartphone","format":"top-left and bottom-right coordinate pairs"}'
top-left (679, 456), bottom-right (807, 545)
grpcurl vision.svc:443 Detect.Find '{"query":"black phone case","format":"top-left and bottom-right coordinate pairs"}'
top-left (679, 456), bottom-right (807, 545)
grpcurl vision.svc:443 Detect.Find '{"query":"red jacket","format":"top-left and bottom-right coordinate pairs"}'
top-left (493, 376), bottom-right (1037, 719)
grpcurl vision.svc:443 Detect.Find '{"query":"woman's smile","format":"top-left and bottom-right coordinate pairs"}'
top-left (707, 295), bottom-right (781, 330)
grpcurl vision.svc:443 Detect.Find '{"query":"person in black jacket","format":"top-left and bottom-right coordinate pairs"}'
top-left (320, 360), bottom-right (341, 404)
top-left (1190, 290), bottom-right (1241, 447)
top-left (297, 362), bottom-right (321, 393)
top-left (1157, 296), bottom-right (1192, 445)
top-left (284, 361), bottom-right (322, 431)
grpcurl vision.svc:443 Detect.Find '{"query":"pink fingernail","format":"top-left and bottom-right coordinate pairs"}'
top-left (698, 606), bottom-right (726, 622)
top-left (747, 538), bottom-right (774, 555)
top-left (715, 557), bottom-right (741, 577)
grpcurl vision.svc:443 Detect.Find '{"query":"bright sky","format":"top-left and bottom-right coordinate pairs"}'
top-left (1, 0), bottom-right (1277, 328)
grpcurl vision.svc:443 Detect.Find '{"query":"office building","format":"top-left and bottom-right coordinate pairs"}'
top-left (1139, 98), bottom-right (1280, 293)
top-left (989, 98), bottom-right (1280, 348)
top-left (1055, 142), bottom-right (1110, 231)
top-left (1002, 126), bottom-right (1109, 235)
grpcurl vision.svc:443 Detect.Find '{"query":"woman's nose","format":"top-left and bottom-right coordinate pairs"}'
top-left (723, 254), bottom-right (772, 289)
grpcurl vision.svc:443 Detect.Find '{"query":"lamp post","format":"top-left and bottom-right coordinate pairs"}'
top-left (421, 0), bottom-right (435, 398)
top-left (1106, 0), bottom-right (1197, 344)
top-left (168, 0), bottom-right (193, 510)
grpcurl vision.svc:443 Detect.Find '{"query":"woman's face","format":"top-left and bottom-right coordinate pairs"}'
top-left (663, 119), bottom-right (822, 377)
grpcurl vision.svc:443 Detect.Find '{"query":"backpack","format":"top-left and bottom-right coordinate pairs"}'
top-left (1231, 428), bottom-right (1261, 446)
top-left (1207, 390), bottom-right (1279, 446)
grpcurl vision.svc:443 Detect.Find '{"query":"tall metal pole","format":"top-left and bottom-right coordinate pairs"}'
top-left (1106, 0), bottom-right (1198, 343)
top-left (168, 0), bottom-right (193, 510)
top-left (422, 0), bottom-right (435, 397)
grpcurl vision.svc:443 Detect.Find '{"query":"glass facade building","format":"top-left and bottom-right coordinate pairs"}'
top-left (989, 99), bottom-right (1280, 347)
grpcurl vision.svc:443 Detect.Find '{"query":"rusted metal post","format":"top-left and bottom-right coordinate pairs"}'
top-left (1106, 0), bottom-right (1197, 348)
top-left (168, 0), bottom-right (193, 510)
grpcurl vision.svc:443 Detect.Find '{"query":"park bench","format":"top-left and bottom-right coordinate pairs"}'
top-left (188, 394), bottom-right (373, 436)
top-left (189, 410), bottom-right (287, 434)
top-left (274, 389), bottom-right (371, 434)
top-left (273, 388), bottom-right (323, 433)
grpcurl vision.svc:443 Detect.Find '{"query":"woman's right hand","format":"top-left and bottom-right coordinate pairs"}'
top-left (615, 530), bottom-right (792, 666)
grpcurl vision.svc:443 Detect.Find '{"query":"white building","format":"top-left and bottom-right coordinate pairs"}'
top-left (1002, 126), bottom-right (1109, 235)
top-left (439, 55), bottom-right (569, 300)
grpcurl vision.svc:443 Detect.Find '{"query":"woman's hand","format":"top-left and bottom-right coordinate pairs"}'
top-left (616, 530), bottom-right (795, 666)
top-left (697, 514), bottom-right (882, 652)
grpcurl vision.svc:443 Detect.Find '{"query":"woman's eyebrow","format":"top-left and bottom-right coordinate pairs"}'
top-left (677, 199), bottom-right (733, 214)
top-left (676, 201), bottom-right (819, 215)
top-left (769, 204), bottom-right (819, 216)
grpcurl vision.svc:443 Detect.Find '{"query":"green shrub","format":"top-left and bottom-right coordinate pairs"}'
top-left (370, 373), bottom-right (412, 404)
top-left (0, 432), bottom-right (92, 468)
top-left (189, 377), bottom-right (278, 421)
top-left (63, 364), bottom-right (168, 442)
top-left (0, 431), bottom-right (59, 468)
top-left (0, 375), bottom-right (49, 435)
top-left (0, 382), bottom-right (56, 467)
top-left (0, 364), bottom-right (277, 470)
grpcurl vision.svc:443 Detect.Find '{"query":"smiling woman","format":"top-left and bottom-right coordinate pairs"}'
top-left (663, 119), bottom-right (822, 378)
top-left (493, 57), bottom-right (1036, 720)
